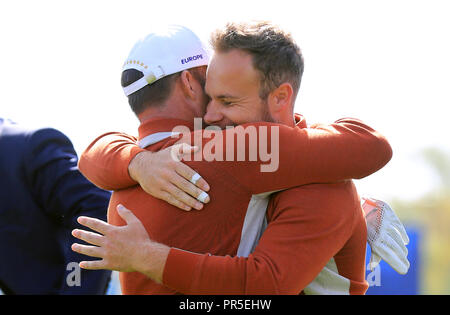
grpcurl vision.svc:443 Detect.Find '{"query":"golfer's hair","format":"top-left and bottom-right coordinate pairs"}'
top-left (121, 67), bottom-right (206, 116)
top-left (121, 70), bottom-right (179, 115)
top-left (210, 21), bottom-right (304, 102)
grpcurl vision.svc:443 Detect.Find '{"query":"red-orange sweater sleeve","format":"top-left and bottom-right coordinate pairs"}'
top-left (78, 132), bottom-right (145, 190)
top-left (163, 182), bottom-right (361, 294)
top-left (200, 118), bottom-right (392, 194)
top-left (78, 118), bottom-right (392, 192)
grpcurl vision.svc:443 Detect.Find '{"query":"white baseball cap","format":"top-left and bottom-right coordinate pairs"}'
top-left (122, 25), bottom-right (210, 97)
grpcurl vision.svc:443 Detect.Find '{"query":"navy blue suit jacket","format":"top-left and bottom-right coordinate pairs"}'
top-left (0, 118), bottom-right (112, 294)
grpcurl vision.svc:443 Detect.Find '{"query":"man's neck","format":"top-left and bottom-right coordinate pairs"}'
top-left (137, 101), bottom-right (195, 124)
top-left (138, 109), bottom-right (180, 123)
top-left (276, 112), bottom-right (296, 127)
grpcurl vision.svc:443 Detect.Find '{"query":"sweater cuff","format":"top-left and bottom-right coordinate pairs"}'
top-left (162, 248), bottom-right (203, 294)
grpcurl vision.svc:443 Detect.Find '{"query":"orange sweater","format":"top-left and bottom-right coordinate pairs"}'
top-left (164, 182), bottom-right (368, 294)
top-left (79, 115), bottom-right (391, 294)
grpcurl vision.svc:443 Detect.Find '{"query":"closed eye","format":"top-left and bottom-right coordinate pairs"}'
top-left (221, 100), bottom-right (233, 106)
top-left (217, 97), bottom-right (238, 106)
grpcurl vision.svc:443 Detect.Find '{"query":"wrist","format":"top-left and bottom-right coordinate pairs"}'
top-left (137, 240), bottom-right (171, 284)
top-left (128, 151), bottom-right (151, 183)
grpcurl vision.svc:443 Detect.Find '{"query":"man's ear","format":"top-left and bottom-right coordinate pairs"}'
top-left (180, 70), bottom-right (196, 100)
top-left (267, 83), bottom-right (294, 112)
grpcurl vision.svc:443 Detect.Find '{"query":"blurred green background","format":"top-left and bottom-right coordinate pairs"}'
top-left (390, 148), bottom-right (450, 294)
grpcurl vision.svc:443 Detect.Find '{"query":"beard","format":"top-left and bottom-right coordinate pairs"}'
top-left (261, 102), bottom-right (277, 123)
top-left (226, 103), bottom-right (277, 128)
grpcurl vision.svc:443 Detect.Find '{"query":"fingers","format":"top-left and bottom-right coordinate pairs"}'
top-left (71, 243), bottom-right (103, 259)
top-left (170, 143), bottom-right (199, 162)
top-left (393, 220), bottom-right (410, 245)
top-left (391, 243), bottom-right (410, 274)
top-left (370, 226), bottom-right (410, 274)
top-left (158, 190), bottom-right (193, 211)
top-left (382, 201), bottom-right (410, 245)
top-left (72, 229), bottom-right (104, 247)
top-left (164, 184), bottom-right (204, 210)
top-left (135, 143), bottom-right (211, 211)
top-left (389, 215), bottom-right (410, 245)
top-left (172, 162), bottom-right (211, 209)
top-left (79, 260), bottom-right (108, 270)
top-left (116, 204), bottom-right (139, 224)
top-left (374, 242), bottom-right (410, 275)
top-left (400, 227), bottom-right (410, 245)
top-left (178, 143), bottom-right (200, 156)
top-left (77, 216), bottom-right (111, 235)
top-left (171, 171), bottom-right (210, 205)
top-left (175, 163), bottom-right (210, 192)
top-left (388, 228), bottom-right (409, 257)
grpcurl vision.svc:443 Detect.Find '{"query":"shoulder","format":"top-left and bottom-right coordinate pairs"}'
top-left (24, 127), bottom-right (76, 157)
top-left (268, 181), bottom-right (361, 225)
top-left (13, 125), bottom-right (78, 168)
top-left (28, 127), bottom-right (71, 143)
top-left (1, 120), bottom-right (72, 147)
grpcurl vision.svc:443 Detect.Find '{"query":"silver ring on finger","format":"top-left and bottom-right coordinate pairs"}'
top-left (197, 191), bottom-right (209, 203)
top-left (190, 172), bottom-right (201, 185)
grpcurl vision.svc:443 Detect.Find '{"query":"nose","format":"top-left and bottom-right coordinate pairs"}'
top-left (204, 100), bottom-right (224, 125)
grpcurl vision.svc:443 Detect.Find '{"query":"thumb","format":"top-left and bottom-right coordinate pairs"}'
top-left (117, 204), bottom-right (138, 225)
top-left (170, 143), bottom-right (198, 162)
top-left (178, 143), bottom-right (199, 155)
